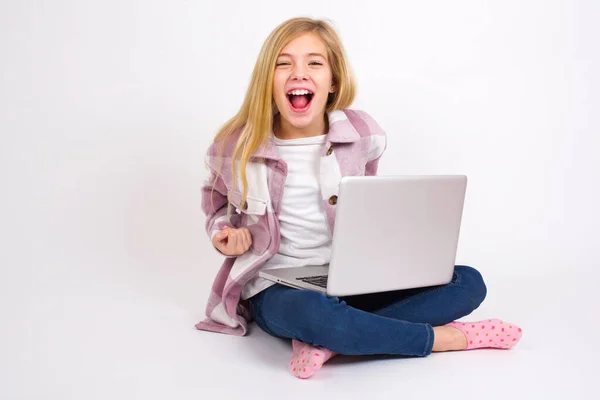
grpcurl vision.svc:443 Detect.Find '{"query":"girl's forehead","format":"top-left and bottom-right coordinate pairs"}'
top-left (280, 32), bottom-right (327, 55)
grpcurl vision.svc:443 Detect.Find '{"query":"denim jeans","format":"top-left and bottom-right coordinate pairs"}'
top-left (248, 265), bottom-right (487, 357)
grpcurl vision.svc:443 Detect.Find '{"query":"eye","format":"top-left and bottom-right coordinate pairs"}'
top-left (309, 61), bottom-right (323, 66)
top-left (276, 61), bottom-right (290, 67)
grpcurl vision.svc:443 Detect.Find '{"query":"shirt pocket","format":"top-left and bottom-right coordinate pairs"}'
top-left (228, 191), bottom-right (267, 215)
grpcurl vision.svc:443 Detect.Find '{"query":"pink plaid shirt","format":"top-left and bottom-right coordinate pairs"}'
top-left (196, 109), bottom-right (387, 335)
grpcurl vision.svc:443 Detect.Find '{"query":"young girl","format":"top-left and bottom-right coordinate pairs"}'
top-left (196, 17), bottom-right (522, 379)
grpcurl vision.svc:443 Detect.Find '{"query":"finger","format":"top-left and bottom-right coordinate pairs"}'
top-left (237, 229), bottom-right (248, 251)
top-left (237, 230), bottom-right (249, 254)
top-left (217, 226), bottom-right (230, 240)
top-left (227, 230), bottom-right (239, 253)
top-left (234, 230), bottom-right (246, 254)
top-left (212, 230), bottom-right (227, 247)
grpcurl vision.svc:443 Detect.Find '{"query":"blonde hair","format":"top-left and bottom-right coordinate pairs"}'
top-left (213, 17), bottom-right (356, 204)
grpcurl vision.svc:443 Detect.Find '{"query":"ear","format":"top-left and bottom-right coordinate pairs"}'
top-left (329, 85), bottom-right (336, 93)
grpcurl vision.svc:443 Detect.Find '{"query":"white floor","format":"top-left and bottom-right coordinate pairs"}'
top-left (1, 247), bottom-right (598, 400)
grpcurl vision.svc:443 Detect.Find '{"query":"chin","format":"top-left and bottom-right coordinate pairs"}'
top-left (278, 100), bottom-right (326, 128)
top-left (285, 113), bottom-right (314, 128)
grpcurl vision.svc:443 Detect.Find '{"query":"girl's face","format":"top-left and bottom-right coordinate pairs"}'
top-left (272, 32), bottom-right (334, 133)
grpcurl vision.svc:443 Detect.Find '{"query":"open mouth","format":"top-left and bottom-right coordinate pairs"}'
top-left (287, 89), bottom-right (314, 112)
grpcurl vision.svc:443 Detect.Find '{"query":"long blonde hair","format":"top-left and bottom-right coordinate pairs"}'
top-left (213, 17), bottom-right (356, 204)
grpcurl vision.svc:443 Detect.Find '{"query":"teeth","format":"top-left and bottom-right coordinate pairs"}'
top-left (288, 89), bottom-right (312, 96)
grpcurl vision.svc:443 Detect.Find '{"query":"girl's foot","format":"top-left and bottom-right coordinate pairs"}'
top-left (444, 319), bottom-right (523, 350)
top-left (289, 340), bottom-right (336, 379)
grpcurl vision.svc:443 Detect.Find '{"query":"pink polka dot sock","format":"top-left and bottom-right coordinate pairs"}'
top-left (446, 319), bottom-right (523, 350)
top-left (289, 340), bottom-right (336, 379)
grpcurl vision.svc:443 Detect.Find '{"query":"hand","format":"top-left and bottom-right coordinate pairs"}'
top-left (212, 226), bottom-right (252, 256)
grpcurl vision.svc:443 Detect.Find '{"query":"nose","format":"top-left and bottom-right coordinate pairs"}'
top-left (291, 64), bottom-right (308, 81)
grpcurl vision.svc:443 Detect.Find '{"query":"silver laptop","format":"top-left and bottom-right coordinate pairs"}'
top-left (259, 175), bottom-right (467, 297)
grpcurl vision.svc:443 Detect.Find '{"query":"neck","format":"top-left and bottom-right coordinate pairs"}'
top-left (274, 114), bottom-right (328, 140)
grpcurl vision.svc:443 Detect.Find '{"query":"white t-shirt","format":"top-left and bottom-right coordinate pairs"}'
top-left (241, 134), bottom-right (332, 300)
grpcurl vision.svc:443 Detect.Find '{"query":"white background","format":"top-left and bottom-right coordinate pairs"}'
top-left (1, 1), bottom-right (598, 399)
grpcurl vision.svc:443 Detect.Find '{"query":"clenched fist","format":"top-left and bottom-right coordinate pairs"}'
top-left (212, 226), bottom-right (253, 256)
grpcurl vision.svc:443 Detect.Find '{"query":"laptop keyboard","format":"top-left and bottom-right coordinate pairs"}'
top-left (296, 275), bottom-right (328, 288)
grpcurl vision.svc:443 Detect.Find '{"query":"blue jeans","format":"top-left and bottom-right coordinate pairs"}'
top-left (248, 265), bottom-right (487, 357)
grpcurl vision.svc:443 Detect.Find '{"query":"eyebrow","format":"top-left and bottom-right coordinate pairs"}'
top-left (277, 52), bottom-right (327, 59)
